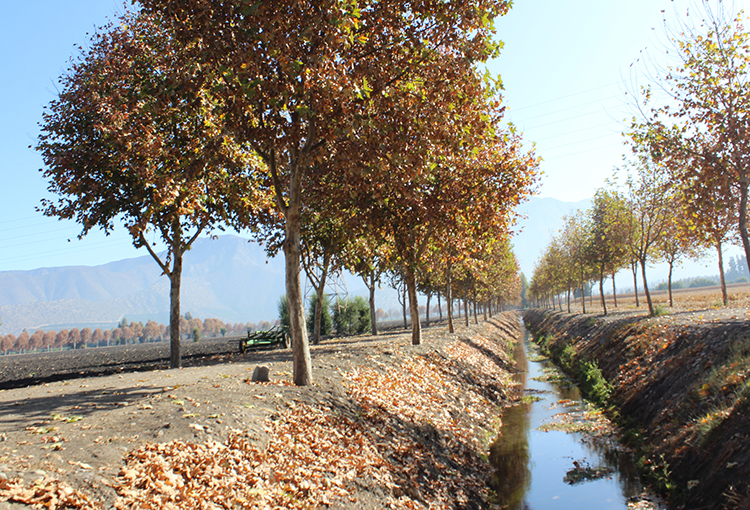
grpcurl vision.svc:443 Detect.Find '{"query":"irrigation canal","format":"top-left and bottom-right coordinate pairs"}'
top-left (489, 326), bottom-right (647, 509)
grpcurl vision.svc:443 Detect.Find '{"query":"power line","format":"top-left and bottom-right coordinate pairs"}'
top-left (509, 80), bottom-right (627, 112)
top-left (532, 121), bottom-right (621, 143)
top-left (541, 142), bottom-right (626, 162)
top-left (542, 132), bottom-right (621, 152)
top-left (0, 238), bottom-right (137, 267)
top-left (509, 94), bottom-right (622, 124)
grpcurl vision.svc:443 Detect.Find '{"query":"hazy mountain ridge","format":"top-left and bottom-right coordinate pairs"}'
top-left (0, 197), bottom-right (581, 335)
top-left (0, 236), bottom-right (287, 335)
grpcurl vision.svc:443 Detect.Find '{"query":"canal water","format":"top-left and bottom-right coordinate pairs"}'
top-left (490, 327), bottom-right (644, 509)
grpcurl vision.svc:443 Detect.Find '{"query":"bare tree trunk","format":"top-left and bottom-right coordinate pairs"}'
top-left (611, 273), bottom-right (618, 308)
top-left (446, 262), bottom-right (454, 333)
top-left (284, 206), bottom-right (312, 386)
top-left (599, 267), bottom-right (607, 316)
top-left (717, 242), bottom-right (728, 306)
top-left (168, 237), bottom-right (183, 369)
top-left (401, 284), bottom-right (408, 329)
top-left (404, 265), bottom-right (421, 345)
top-left (425, 293), bottom-right (431, 328)
top-left (640, 258), bottom-right (654, 316)
top-left (311, 252), bottom-right (330, 345)
top-left (566, 287), bottom-right (571, 313)
top-left (632, 262), bottom-right (640, 308)
top-left (367, 272), bottom-right (378, 335)
top-left (739, 178), bottom-right (750, 276)
top-left (438, 293), bottom-right (443, 322)
top-left (668, 260), bottom-right (674, 308)
top-left (464, 297), bottom-right (469, 327)
top-left (580, 275), bottom-right (587, 314)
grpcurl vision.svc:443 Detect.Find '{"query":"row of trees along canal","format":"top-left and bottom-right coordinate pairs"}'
top-left (529, 2), bottom-right (750, 317)
top-left (36, 1), bottom-right (539, 385)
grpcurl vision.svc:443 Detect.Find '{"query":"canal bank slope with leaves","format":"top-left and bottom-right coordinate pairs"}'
top-left (0, 313), bottom-right (521, 509)
top-left (523, 308), bottom-right (750, 510)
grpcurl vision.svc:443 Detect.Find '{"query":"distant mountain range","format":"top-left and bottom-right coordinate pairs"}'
top-left (0, 235), bottom-right (288, 335)
top-left (0, 197), bottom-right (583, 335)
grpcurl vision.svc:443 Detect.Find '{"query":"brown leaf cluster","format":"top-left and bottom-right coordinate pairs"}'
top-left (110, 323), bottom-right (512, 508)
top-left (113, 402), bottom-right (389, 509)
top-left (0, 477), bottom-right (97, 510)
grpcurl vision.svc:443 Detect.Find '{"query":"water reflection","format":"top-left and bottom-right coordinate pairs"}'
top-left (489, 327), bottom-right (643, 509)
top-left (490, 400), bottom-right (532, 508)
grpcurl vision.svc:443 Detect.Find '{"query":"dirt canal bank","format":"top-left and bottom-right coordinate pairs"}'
top-left (523, 308), bottom-right (750, 510)
top-left (0, 313), bottom-right (524, 509)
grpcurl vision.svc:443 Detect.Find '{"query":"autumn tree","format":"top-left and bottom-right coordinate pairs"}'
top-left (679, 172), bottom-right (738, 306)
top-left (30, 330), bottom-right (45, 352)
top-left (43, 330), bottom-right (56, 351)
top-left (69, 328), bottom-right (81, 349)
top-left (620, 156), bottom-right (673, 316)
top-left (80, 327), bottom-right (93, 349)
top-left (629, 2), bottom-right (750, 275)
top-left (342, 233), bottom-right (392, 336)
top-left (55, 329), bottom-right (69, 350)
top-left (37, 12), bottom-right (266, 369)
top-left (587, 189), bottom-right (630, 314)
top-left (92, 328), bottom-right (105, 347)
top-left (139, 0), bottom-right (517, 384)
top-left (560, 212), bottom-right (594, 314)
top-left (1, 335), bottom-right (13, 354)
top-left (16, 331), bottom-right (30, 353)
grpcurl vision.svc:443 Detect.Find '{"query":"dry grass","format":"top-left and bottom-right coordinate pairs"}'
top-left (554, 282), bottom-right (750, 316)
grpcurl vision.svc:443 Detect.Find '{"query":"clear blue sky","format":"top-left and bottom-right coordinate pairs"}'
top-left (1, 1), bottom-right (747, 273)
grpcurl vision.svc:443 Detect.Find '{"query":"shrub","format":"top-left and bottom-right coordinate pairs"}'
top-left (306, 291), bottom-right (332, 337)
top-left (192, 327), bottom-right (200, 343)
top-left (278, 295), bottom-right (289, 330)
top-left (353, 296), bottom-right (371, 334)
top-left (656, 280), bottom-right (686, 291)
top-left (332, 296), bottom-right (371, 335)
top-left (689, 277), bottom-right (718, 288)
top-left (653, 304), bottom-right (670, 316)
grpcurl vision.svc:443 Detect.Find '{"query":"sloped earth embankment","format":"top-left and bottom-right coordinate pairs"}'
top-left (523, 308), bottom-right (750, 510)
top-left (0, 313), bottom-right (520, 509)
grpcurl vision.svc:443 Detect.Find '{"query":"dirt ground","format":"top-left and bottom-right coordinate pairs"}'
top-left (0, 315), bottom-right (521, 509)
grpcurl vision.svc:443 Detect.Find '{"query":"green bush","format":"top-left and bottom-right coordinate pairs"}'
top-left (653, 304), bottom-right (670, 316)
top-left (656, 280), bottom-right (686, 291)
top-left (689, 277), bottom-right (718, 288)
top-left (353, 296), bottom-right (371, 334)
top-left (306, 291), bottom-right (332, 337)
top-left (278, 295), bottom-right (289, 330)
top-left (731, 276), bottom-right (749, 283)
top-left (332, 296), bottom-right (371, 335)
top-left (192, 327), bottom-right (201, 343)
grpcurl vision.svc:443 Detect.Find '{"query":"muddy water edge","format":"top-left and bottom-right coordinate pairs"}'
top-left (489, 322), bottom-right (658, 509)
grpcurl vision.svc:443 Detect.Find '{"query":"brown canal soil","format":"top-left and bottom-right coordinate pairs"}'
top-left (0, 313), bottom-right (521, 509)
top-left (523, 307), bottom-right (750, 510)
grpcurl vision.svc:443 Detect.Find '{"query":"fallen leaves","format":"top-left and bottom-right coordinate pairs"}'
top-left (110, 321), bottom-right (517, 509)
top-left (0, 478), bottom-right (98, 510)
